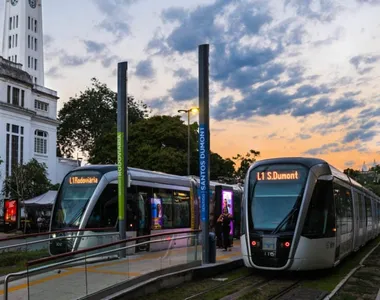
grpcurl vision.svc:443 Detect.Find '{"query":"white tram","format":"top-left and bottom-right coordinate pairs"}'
top-left (241, 157), bottom-right (380, 271)
top-left (49, 165), bottom-right (243, 255)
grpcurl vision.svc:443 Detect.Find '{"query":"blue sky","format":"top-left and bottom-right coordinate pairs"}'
top-left (1, 0), bottom-right (380, 171)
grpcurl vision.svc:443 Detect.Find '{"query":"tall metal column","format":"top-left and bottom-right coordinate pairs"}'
top-left (117, 61), bottom-right (128, 258)
top-left (198, 44), bottom-right (210, 264)
top-left (187, 110), bottom-right (191, 176)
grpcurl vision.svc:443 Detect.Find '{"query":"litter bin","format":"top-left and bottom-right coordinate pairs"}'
top-left (209, 232), bottom-right (216, 263)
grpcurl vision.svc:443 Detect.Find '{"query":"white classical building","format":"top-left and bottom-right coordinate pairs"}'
top-left (0, 0), bottom-right (78, 201)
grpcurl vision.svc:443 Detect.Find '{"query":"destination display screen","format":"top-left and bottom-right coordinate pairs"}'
top-left (256, 170), bottom-right (301, 181)
top-left (68, 176), bottom-right (99, 185)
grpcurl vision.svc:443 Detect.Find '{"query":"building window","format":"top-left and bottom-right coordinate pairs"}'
top-left (35, 77), bottom-right (37, 84)
top-left (35, 100), bottom-right (49, 111)
top-left (9, 17), bottom-right (12, 30)
top-left (34, 59), bottom-right (37, 70)
top-left (6, 123), bottom-right (24, 177)
top-left (21, 90), bottom-right (24, 107)
top-left (7, 86), bottom-right (11, 103)
top-left (28, 17), bottom-right (30, 30)
top-left (35, 38), bottom-right (37, 51)
top-left (34, 130), bottom-right (48, 155)
top-left (8, 36), bottom-right (11, 48)
top-left (34, 20), bottom-right (37, 32)
top-left (12, 87), bottom-right (19, 106)
top-left (28, 56), bottom-right (30, 68)
top-left (28, 35), bottom-right (30, 48)
top-left (15, 55), bottom-right (17, 63)
top-left (16, 15), bottom-right (18, 28)
top-left (15, 34), bottom-right (17, 47)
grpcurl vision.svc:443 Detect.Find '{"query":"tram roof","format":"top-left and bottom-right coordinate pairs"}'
top-left (252, 157), bottom-right (380, 200)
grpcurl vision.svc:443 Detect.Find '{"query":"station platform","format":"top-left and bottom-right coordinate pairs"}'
top-left (0, 240), bottom-right (242, 300)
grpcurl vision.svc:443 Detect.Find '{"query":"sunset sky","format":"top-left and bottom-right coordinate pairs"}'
top-left (1, 0), bottom-right (379, 172)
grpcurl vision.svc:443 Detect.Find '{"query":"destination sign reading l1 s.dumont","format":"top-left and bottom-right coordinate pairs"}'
top-left (69, 176), bottom-right (99, 185)
top-left (256, 170), bottom-right (300, 181)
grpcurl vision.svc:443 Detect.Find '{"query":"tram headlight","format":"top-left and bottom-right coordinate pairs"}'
top-left (52, 233), bottom-right (56, 238)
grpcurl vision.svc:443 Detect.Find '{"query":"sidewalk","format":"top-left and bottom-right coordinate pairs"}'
top-left (0, 240), bottom-right (242, 300)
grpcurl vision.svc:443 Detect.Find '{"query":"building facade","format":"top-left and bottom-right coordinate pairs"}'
top-left (0, 0), bottom-right (78, 203)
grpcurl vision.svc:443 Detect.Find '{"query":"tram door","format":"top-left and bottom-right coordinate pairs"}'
top-left (135, 186), bottom-right (151, 252)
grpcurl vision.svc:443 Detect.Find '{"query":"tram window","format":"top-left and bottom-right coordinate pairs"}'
top-left (151, 188), bottom-right (190, 230)
top-left (365, 196), bottom-right (372, 226)
top-left (173, 191), bottom-right (190, 228)
top-left (302, 180), bottom-right (335, 238)
top-left (86, 184), bottom-right (118, 228)
top-left (333, 183), bottom-right (353, 234)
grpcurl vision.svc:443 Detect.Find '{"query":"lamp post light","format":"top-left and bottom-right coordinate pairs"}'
top-left (178, 107), bottom-right (199, 176)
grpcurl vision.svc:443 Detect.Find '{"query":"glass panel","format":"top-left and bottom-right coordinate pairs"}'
top-left (27, 257), bottom-right (87, 300)
top-left (51, 170), bottom-right (102, 230)
top-left (302, 180), bottom-right (336, 238)
top-left (248, 164), bottom-right (308, 232)
top-left (86, 183), bottom-right (118, 228)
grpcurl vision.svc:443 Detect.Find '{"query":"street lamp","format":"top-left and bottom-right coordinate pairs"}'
top-left (178, 107), bottom-right (199, 175)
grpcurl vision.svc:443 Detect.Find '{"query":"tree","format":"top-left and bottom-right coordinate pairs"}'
top-left (232, 149), bottom-right (261, 181)
top-left (210, 153), bottom-right (235, 181)
top-left (2, 159), bottom-right (52, 232)
top-left (57, 77), bottom-right (148, 158)
top-left (89, 115), bottom-right (237, 178)
top-left (343, 168), bottom-right (361, 179)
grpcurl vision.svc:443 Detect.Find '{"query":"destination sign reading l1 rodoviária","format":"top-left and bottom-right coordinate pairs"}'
top-left (69, 176), bottom-right (99, 185)
top-left (256, 170), bottom-right (300, 181)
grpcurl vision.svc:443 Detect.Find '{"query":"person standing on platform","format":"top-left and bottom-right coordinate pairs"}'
top-left (217, 207), bottom-right (233, 251)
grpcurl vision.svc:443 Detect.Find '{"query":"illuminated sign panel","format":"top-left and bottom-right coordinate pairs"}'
top-left (68, 176), bottom-right (99, 185)
top-left (4, 199), bottom-right (17, 224)
top-left (256, 170), bottom-right (300, 181)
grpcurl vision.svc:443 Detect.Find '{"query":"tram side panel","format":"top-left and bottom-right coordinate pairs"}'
top-left (292, 177), bottom-right (337, 270)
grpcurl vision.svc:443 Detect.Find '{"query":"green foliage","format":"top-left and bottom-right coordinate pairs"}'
top-left (2, 159), bottom-right (52, 200)
top-left (232, 149), bottom-right (261, 180)
top-left (57, 78), bottom-right (261, 180)
top-left (0, 249), bottom-right (49, 269)
top-left (57, 77), bottom-right (148, 158)
top-left (210, 153), bottom-right (235, 180)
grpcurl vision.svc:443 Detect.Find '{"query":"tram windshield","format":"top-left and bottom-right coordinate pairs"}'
top-left (51, 170), bottom-right (102, 229)
top-left (248, 164), bottom-right (308, 233)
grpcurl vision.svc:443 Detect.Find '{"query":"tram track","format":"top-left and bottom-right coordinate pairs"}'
top-left (183, 271), bottom-right (263, 300)
top-left (184, 271), bottom-right (303, 300)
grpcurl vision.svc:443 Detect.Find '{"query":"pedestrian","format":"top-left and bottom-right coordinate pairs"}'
top-left (217, 207), bottom-right (233, 251)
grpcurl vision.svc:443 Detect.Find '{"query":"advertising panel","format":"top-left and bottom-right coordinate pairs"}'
top-left (151, 198), bottom-right (163, 229)
top-left (222, 190), bottom-right (234, 235)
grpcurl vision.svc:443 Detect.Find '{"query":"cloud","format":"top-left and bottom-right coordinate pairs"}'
top-left (169, 78), bottom-right (198, 102)
top-left (83, 40), bottom-right (107, 54)
top-left (44, 34), bottom-right (54, 49)
top-left (312, 27), bottom-right (345, 47)
top-left (60, 53), bottom-right (90, 67)
top-left (345, 160), bottom-right (355, 167)
top-left (356, 0), bottom-right (380, 4)
top-left (350, 54), bottom-right (380, 75)
top-left (303, 142), bottom-right (360, 156)
top-left (92, 0), bottom-right (139, 41)
top-left (135, 59), bottom-right (155, 79)
top-left (81, 40), bottom-right (121, 68)
top-left (283, 0), bottom-right (343, 22)
top-left (46, 66), bottom-right (64, 79)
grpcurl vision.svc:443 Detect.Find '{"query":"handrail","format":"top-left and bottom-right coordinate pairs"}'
top-left (0, 227), bottom-right (115, 242)
top-left (27, 229), bottom-right (201, 267)
top-left (4, 233), bottom-right (200, 300)
top-left (0, 232), bottom-right (121, 252)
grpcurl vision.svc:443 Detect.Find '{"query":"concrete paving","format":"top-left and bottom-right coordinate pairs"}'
top-left (0, 240), bottom-right (242, 300)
